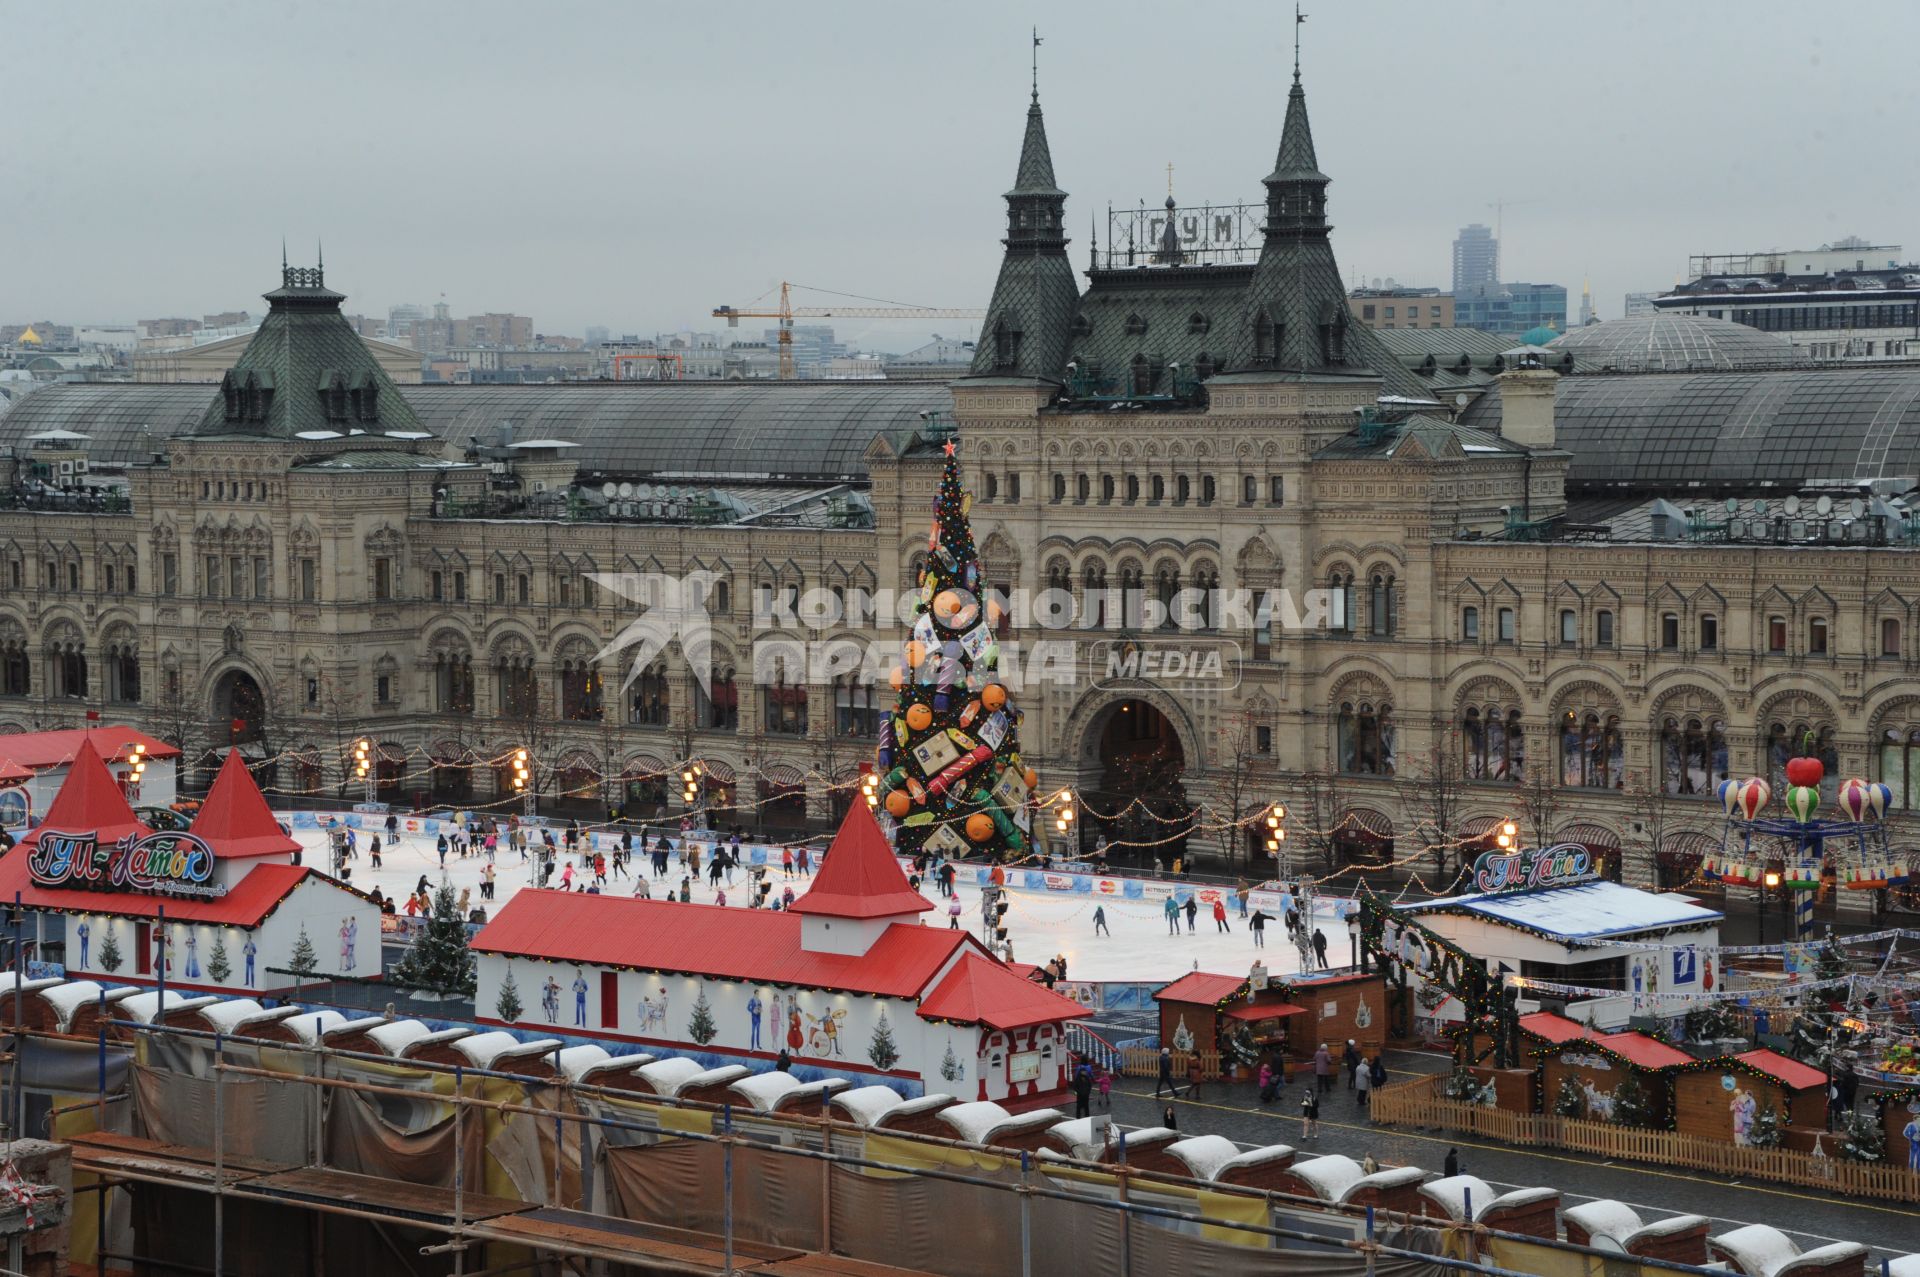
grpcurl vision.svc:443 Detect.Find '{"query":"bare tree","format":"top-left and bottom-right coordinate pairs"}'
top-left (1516, 762), bottom-right (1562, 850)
top-left (147, 665), bottom-right (211, 790)
top-left (1216, 712), bottom-right (1278, 871)
top-left (1407, 725), bottom-right (1471, 885)
top-left (1294, 769), bottom-right (1348, 875)
top-left (312, 672), bottom-right (365, 800)
top-left (1622, 768), bottom-right (1679, 889)
top-left (502, 684), bottom-right (563, 817)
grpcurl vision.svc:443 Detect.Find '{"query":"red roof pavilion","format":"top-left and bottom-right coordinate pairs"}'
top-left (789, 800), bottom-right (933, 919)
top-left (1732, 1047), bottom-right (1826, 1091)
top-left (190, 751), bottom-right (301, 859)
top-left (0, 759), bottom-right (30, 786)
top-left (917, 951), bottom-right (1088, 1032)
top-left (0, 725), bottom-right (179, 769)
top-left (15, 737), bottom-right (151, 849)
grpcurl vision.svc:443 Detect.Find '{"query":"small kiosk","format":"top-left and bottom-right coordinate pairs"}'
top-left (1154, 966), bottom-right (1384, 1072)
top-left (1530, 1015), bottom-right (1690, 1124)
top-left (0, 742), bottom-right (377, 995)
top-left (1672, 1048), bottom-right (1826, 1146)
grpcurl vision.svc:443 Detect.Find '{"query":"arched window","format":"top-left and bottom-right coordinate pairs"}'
top-left (0, 632), bottom-right (28, 697)
top-left (1369, 573), bottom-right (1395, 637)
top-left (1661, 717), bottom-right (1728, 796)
top-left (1191, 567), bottom-right (1219, 630)
top-left (1154, 567), bottom-right (1180, 631)
top-left (1118, 564), bottom-right (1144, 628)
top-left (1461, 605), bottom-right (1480, 641)
top-left (1877, 721), bottom-right (1920, 809)
top-left (48, 632), bottom-right (87, 700)
top-left (1337, 701), bottom-right (1395, 775)
top-left (1767, 719), bottom-right (1836, 798)
top-left (1051, 473), bottom-right (1066, 503)
top-left (434, 649), bottom-right (474, 715)
top-left (1328, 571), bottom-right (1355, 633)
top-left (1462, 703), bottom-right (1525, 781)
top-left (695, 666), bottom-right (739, 731)
top-left (558, 646), bottom-right (603, 722)
top-left (835, 671), bottom-right (878, 737)
top-left (1125, 475), bottom-right (1140, 503)
top-left (105, 633), bottom-right (140, 704)
top-left (1175, 475), bottom-right (1191, 503)
top-left (494, 645), bottom-right (538, 718)
top-left (1100, 474), bottom-right (1115, 502)
top-left (762, 656), bottom-right (807, 735)
top-left (1200, 475), bottom-right (1215, 505)
top-left (1150, 475), bottom-right (1166, 502)
top-left (1560, 710), bottom-right (1623, 788)
top-left (985, 474), bottom-right (999, 501)
top-left (1242, 475), bottom-right (1257, 504)
top-left (1082, 562), bottom-right (1108, 628)
top-left (629, 662), bottom-right (669, 726)
top-left (1076, 473), bottom-right (1090, 502)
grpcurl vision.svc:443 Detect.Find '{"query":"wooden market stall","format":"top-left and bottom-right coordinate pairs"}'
top-left (1672, 1048), bottom-right (1826, 1145)
top-left (1535, 1025), bottom-right (1690, 1124)
top-left (1154, 967), bottom-right (1384, 1074)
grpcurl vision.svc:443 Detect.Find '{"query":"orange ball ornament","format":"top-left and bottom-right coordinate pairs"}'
top-left (905, 703), bottom-right (933, 732)
top-left (888, 666), bottom-right (906, 691)
top-left (905, 641), bottom-right (925, 668)
top-left (981, 683), bottom-right (1007, 711)
top-left (884, 789), bottom-right (912, 818)
top-left (965, 812), bottom-right (996, 842)
top-left (1023, 768), bottom-right (1038, 790)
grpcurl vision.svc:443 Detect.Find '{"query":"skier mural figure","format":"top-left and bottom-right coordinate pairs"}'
top-left (572, 969), bottom-right (590, 1027)
top-left (243, 936), bottom-right (257, 985)
top-left (541, 976), bottom-right (562, 1024)
top-left (76, 920), bottom-right (89, 969)
top-left (747, 989), bottom-right (764, 1050)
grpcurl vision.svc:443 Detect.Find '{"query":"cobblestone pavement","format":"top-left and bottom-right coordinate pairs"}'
top-left (1106, 1049), bottom-right (1920, 1262)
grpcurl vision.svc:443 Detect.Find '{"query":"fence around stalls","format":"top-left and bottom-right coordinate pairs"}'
top-left (1369, 1072), bottom-right (1920, 1204)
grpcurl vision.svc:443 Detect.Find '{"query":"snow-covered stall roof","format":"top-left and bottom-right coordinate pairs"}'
top-left (677, 1065), bottom-right (751, 1095)
top-left (1563, 1200), bottom-right (1645, 1248)
top-left (1398, 880), bottom-right (1721, 941)
top-left (830, 1085), bottom-right (908, 1127)
top-left (1162, 1135), bottom-right (1243, 1181)
top-left (634, 1058), bottom-right (706, 1094)
top-left (283, 1010), bottom-right (347, 1045)
top-left (1286, 1155), bottom-right (1365, 1202)
top-left (2, 978), bottom-right (68, 1002)
top-left (395, 1027), bottom-right (475, 1058)
top-left (937, 1101), bottom-right (1012, 1144)
top-left (120, 991), bottom-right (219, 1024)
top-left (1711, 1225), bottom-right (1812, 1277)
top-left (1417, 1175), bottom-right (1494, 1221)
top-left (730, 1072), bottom-right (805, 1111)
top-left (1339, 1165), bottom-right (1427, 1203)
top-left (366, 1020), bottom-right (434, 1055)
top-left (200, 1000), bottom-right (302, 1036)
top-left (1484, 1187), bottom-right (1561, 1220)
top-left (571, 1051), bottom-right (655, 1085)
top-left (1215, 1144), bottom-right (1297, 1179)
top-left (321, 1015), bottom-right (391, 1047)
top-left (1044, 1117), bottom-right (1109, 1160)
top-left (452, 1031), bottom-right (564, 1071)
top-left (42, 981), bottom-right (137, 1031)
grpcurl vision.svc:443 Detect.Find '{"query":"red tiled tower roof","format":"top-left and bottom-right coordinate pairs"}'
top-left (789, 801), bottom-right (933, 920)
top-left (189, 750), bottom-right (301, 859)
top-left (16, 736), bottom-right (150, 848)
top-left (916, 951), bottom-right (1087, 1031)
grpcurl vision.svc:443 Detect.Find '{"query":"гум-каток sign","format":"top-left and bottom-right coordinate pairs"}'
top-left (28, 829), bottom-right (229, 899)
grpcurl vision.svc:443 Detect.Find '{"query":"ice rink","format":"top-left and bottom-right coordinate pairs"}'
top-left (304, 824), bottom-right (1353, 986)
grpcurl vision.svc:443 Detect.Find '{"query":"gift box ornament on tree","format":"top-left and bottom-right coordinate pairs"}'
top-left (877, 444), bottom-right (1036, 861)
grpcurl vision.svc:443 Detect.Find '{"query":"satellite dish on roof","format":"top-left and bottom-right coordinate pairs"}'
top-left (1850, 497), bottom-right (1866, 518)
top-left (1784, 495), bottom-right (1801, 514)
top-left (601, 482), bottom-right (617, 498)
top-left (1816, 495), bottom-right (1834, 516)
top-left (1454, 392), bottom-right (1470, 408)
top-left (618, 482), bottom-right (634, 498)
top-left (1753, 499), bottom-right (1768, 516)
top-left (1725, 497), bottom-right (1739, 513)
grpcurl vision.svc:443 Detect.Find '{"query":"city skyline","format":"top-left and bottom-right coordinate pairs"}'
top-left (7, 0), bottom-right (1914, 337)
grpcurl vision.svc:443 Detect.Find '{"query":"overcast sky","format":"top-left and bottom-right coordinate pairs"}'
top-left (8, 0), bottom-right (1912, 348)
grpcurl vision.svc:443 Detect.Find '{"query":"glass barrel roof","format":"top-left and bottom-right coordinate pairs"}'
top-left (1549, 313), bottom-right (1796, 373)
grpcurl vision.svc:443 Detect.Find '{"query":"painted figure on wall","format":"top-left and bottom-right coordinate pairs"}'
top-left (183, 931), bottom-right (200, 980)
top-left (542, 976), bottom-right (562, 1024)
top-left (747, 989), bottom-right (764, 1050)
top-left (572, 969), bottom-right (590, 1027)
top-left (640, 987), bottom-right (670, 1034)
top-left (340, 917), bottom-right (358, 972)
top-left (243, 935), bottom-right (257, 984)
top-left (787, 1000), bottom-right (805, 1051)
top-left (1903, 1105), bottom-right (1920, 1172)
top-left (1729, 1086), bottom-right (1757, 1145)
top-left (76, 920), bottom-right (90, 969)
top-left (153, 929), bottom-right (169, 976)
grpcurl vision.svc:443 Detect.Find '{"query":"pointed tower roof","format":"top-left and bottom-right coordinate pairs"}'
top-left (189, 750), bottom-right (301, 860)
top-left (1266, 73), bottom-right (1327, 183)
top-left (191, 256), bottom-right (424, 441)
top-left (790, 801), bottom-right (933, 920)
top-left (17, 736), bottom-right (151, 848)
top-left (1008, 96), bottom-right (1066, 199)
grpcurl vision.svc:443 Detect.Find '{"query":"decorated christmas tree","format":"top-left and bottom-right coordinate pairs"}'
top-left (868, 1009), bottom-right (900, 1071)
top-left (1610, 1073), bottom-right (1656, 1128)
top-left (393, 882), bottom-right (476, 997)
top-left (288, 925), bottom-right (318, 977)
top-left (207, 935), bottom-right (231, 984)
top-left (98, 928), bottom-right (122, 974)
top-left (496, 966), bottom-right (524, 1022)
top-left (688, 990), bottom-right (717, 1045)
top-left (1749, 1104), bottom-right (1783, 1149)
top-left (1838, 1106), bottom-right (1884, 1162)
top-left (876, 444), bottom-right (1036, 863)
top-left (940, 1041), bottom-right (964, 1082)
top-left (1552, 1075), bottom-right (1586, 1118)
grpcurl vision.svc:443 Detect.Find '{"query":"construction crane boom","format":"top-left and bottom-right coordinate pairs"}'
top-left (711, 281), bottom-right (985, 379)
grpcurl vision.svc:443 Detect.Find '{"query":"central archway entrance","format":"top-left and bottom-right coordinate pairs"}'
top-left (211, 670), bottom-right (266, 745)
top-left (1087, 698), bottom-right (1190, 871)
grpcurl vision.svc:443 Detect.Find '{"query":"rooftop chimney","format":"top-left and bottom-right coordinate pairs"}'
top-left (1496, 366), bottom-right (1559, 450)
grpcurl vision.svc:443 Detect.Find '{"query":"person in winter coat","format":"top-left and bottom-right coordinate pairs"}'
top-left (1155, 1048), bottom-right (1177, 1097)
top-left (1301, 1087), bottom-right (1320, 1139)
top-left (1258, 1062), bottom-right (1278, 1104)
top-left (1211, 897), bottom-right (1230, 933)
top-left (1073, 1065), bottom-right (1094, 1118)
top-left (1343, 1040), bottom-right (1361, 1090)
top-left (1163, 896), bottom-right (1181, 935)
top-left (1183, 896), bottom-right (1199, 933)
top-left (1249, 910), bottom-right (1270, 947)
top-left (1162, 1105), bottom-right (1179, 1132)
top-left (1186, 1055), bottom-right (1204, 1100)
top-left (1313, 1043), bottom-right (1334, 1093)
top-left (1356, 1055), bottom-right (1374, 1109)
top-left (1443, 1149), bottom-right (1460, 1178)
top-left (1312, 928), bottom-right (1330, 969)
top-left (1370, 1056), bottom-right (1388, 1091)
top-left (1096, 1068), bottom-right (1112, 1111)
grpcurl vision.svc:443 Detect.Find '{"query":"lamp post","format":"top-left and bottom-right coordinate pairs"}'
top-left (352, 737), bottom-right (374, 805)
top-left (681, 762), bottom-right (704, 825)
top-left (127, 743), bottom-right (147, 802)
top-left (511, 748), bottom-right (534, 887)
top-left (1496, 820), bottom-right (1517, 851)
top-left (1760, 868), bottom-right (1782, 945)
top-left (1264, 802), bottom-right (1287, 880)
top-left (860, 767), bottom-right (880, 812)
top-left (1053, 788), bottom-right (1076, 862)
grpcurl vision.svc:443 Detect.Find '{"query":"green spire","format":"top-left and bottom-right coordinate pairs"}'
top-left (1266, 75), bottom-right (1326, 185)
top-left (1008, 96), bottom-right (1065, 199)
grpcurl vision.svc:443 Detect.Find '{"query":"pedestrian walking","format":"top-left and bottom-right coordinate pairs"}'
top-left (947, 896), bottom-right (962, 929)
top-left (1356, 1055), bottom-right (1374, 1110)
top-left (1154, 1048), bottom-right (1176, 1098)
top-left (481, 862), bottom-right (496, 901)
top-left (1443, 1149), bottom-right (1460, 1178)
top-left (1258, 1061), bottom-right (1277, 1104)
top-left (1370, 1056), bottom-right (1387, 1092)
top-left (1183, 896), bottom-right (1198, 933)
top-left (369, 837), bottom-right (383, 870)
top-left (1162, 1105), bottom-right (1179, 1132)
top-left (1301, 1087), bottom-right (1320, 1139)
top-left (1093, 905), bottom-right (1110, 937)
top-left (1073, 1064), bottom-right (1094, 1119)
top-left (1186, 1054), bottom-right (1204, 1100)
top-left (436, 834), bottom-right (447, 867)
top-left (1236, 879), bottom-right (1250, 919)
top-left (1211, 897), bottom-right (1230, 934)
top-left (1097, 1067), bottom-right (1112, 1111)
top-left (1312, 927), bottom-right (1330, 969)
top-left (1163, 896), bottom-right (1180, 935)
top-left (1313, 1042), bottom-right (1333, 1094)
top-left (1344, 1040), bottom-right (1361, 1090)
top-left (1250, 910), bottom-right (1269, 947)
